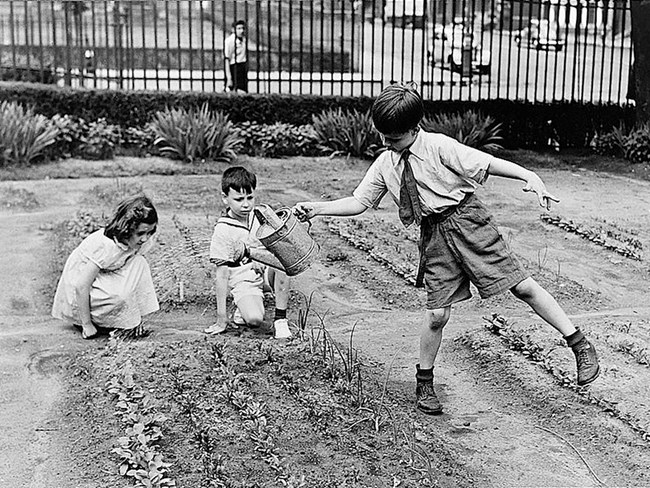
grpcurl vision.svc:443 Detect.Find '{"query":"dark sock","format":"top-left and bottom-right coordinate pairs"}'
top-left (564, 329), bottom-right (585, 348)
top-left (415, 364), bottom-right (433, 382)
top-left (274, 308), bottom-right (287, 321)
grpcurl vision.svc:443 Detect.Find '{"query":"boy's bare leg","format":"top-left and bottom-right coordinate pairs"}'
top-left (269, 269), bottom-right (291, 339)
top-left (511, 277), bottom-right (600, 385)
top-left (419, 308), bottom-right (451, 369)
top-left (510, 277), bottom-right (575, 335)
top-left (416, 307), bottom-right (450, 415)
top-left (269, 269), bottom-right (290, 310)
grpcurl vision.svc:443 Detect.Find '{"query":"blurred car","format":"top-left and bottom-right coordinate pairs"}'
top-left (515, 19), bottom-right (564, 51)
top-left (428, 21), bottom-right (491, 76)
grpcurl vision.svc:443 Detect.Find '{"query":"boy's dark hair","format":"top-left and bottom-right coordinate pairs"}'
top-left (372, 82), bottom-right (424, 134)
top-left (232, 19), bottom-right (246, 29)
top-left (104, 195), bottom-right (158, 244)
top-left (222, 166), bottom-right (257, 195)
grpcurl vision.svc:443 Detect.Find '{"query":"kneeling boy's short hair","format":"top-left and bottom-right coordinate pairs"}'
top-left (222, 166), bottom-right (257, 195)
top-left (372, 82), bottom-right (424, 135)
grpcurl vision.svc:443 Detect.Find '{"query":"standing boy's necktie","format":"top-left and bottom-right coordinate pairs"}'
top-left (399, 149), bottom-right (422, 226)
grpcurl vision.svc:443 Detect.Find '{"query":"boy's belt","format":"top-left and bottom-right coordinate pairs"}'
top-left (415, 193), bottom-right (475, 287)
top-left (422, 192), bottom-right (474, 224)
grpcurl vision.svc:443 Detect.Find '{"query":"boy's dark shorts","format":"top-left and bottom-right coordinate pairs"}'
top-left (420, 195), bottom-right (529, 309)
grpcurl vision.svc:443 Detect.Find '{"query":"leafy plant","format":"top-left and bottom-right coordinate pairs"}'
top-left (232, 121), bottom-right (319, 157)
top-left (107, 360), bottom-right (176, 488)
top-left (0, 101), bottom-right (59, 166)
top-left (120, 125), bottom-right (158, 156)
top-left (623, 124), bottom-right (650, 164)
top-left (78, 118), bottom-right (121, 160)
top-left (48, 114), bottom-right (88, 159)
top-left (590, 125), bottom-right (627, 157)
top-left (311, 108), bottom-right (381, 159)
top-left (421, 110), bottom-right (503, 152)
top-left (151, 103), bottom-right (239, 163)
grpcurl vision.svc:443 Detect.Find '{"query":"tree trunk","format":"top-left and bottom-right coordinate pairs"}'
top-left (630, 0), bottom-right (650, 124)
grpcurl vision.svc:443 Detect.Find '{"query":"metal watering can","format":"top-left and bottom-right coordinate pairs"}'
top-left (254, 204), bottom-right (320, 276)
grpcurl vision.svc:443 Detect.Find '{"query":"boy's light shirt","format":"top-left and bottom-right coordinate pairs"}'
top-left (209, 210), bottom-right (261, 266)
top-left (353, 131), bottom-right (493, 217)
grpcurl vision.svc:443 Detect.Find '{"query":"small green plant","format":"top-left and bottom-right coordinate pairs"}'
top-left (106, 360), bottom-right (176, 488)
top-left (151, 103), bottom-right (239, 163)
top-left (0, 100), bottom-right (59, 166)
top-left (421, 110), bottom-right (503, 151)
top-left (311, 108), bottom-right (381, 159)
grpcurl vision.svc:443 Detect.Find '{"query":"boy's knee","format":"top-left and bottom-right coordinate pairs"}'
top-left (425, 308), bottom-right (450, 331)
top-left (510, 277), bottom-right (540, 300)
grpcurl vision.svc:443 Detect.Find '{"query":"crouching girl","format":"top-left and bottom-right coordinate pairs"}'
top-left (52, 195), bottom-right (159, 339)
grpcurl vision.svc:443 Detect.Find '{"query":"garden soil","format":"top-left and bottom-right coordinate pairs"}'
top-left (1, 155), bottom-right (650, 487)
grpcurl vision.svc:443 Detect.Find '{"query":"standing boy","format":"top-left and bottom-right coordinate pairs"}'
top-left (206, 166), bottom-right (291, 339)
top-left (224, 20), bottom-right (248, 93)
top-left (294, 83), bottom-right (599, 415)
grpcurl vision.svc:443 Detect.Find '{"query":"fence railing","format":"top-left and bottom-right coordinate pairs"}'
top-left (0, 0), bottom-right (634, 104)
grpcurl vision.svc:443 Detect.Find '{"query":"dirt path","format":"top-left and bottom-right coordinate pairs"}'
top-left (1, 160), bottom-right (650, 486)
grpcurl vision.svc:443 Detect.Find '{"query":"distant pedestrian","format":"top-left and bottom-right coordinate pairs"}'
top-left (294, 82), bottom-right (600, 415)
top-left (224, 20), bottom-right (248, 93)
top-left (52, 195), bottom-right (159, 339)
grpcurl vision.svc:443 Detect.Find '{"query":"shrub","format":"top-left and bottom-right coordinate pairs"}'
top-left (0, 101), bottom-right (59, 166)
top-left (232, 121), bottom-right (319, 157)
top-left (590, 125), bottom-right (626, 157)
top-left (151, 103), bottom-right (239, 163)
top-left (421, 110), bottom-right (503, 152)
top-left (119, 125), bottom-right (158, 156)
top-left (624, 124), bottom-right (650, 165)
top-left (48, 114), bottom-right (88, 159)
top-left (78, 118), bottom-right (121, 160)
top-left (311, 108), bottom-right (381, 159)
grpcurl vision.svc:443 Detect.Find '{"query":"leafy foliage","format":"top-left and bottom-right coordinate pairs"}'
top-left (232, 121), bottom-right (319, 157)
top-left (311, 108), bottom-right (382, 159)
top-left (0, 101), bottom-right (59, 166)
top-left (590, 124), bottom-right (650, 164)
top-left (78, 118), bottom-right (121, 160)
top-left (590, 125), bottom-right (627, 157)
top-left (623, 124), bottom-right (650, 164)
top-left (151, 103), bottom-right (239, 163)
top-left (421, 110), bottom-right (504, 152)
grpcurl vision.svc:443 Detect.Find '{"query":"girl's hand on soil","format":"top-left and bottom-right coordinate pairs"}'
top-left (293, 203), bottom-right (315, 222)
top-left (522, 173), bottom-right (559, 211)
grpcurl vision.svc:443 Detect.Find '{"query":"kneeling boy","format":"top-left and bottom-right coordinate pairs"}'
top-left (206, 166), bottom-right (291, 339)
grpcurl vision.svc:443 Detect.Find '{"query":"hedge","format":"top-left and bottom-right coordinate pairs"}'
top-left (0, 81), bottom-right (635, 149)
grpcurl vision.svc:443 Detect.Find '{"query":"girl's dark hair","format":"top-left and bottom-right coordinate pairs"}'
top-left (221, 166), bottom-right (257, 195)
top-left (104, 195), bottom-right (158, 244)
top-left (372, 82), bottom-right (424, 134)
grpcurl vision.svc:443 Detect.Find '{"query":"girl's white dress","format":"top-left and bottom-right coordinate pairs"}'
top-left (51, 229), bottom-right (159, 330)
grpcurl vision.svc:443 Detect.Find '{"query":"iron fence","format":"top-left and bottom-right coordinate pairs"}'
top-left (0, 0), bottom-right (634, 104)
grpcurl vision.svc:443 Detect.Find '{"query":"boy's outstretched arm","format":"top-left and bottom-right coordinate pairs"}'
top-left (488, 158), bottom-right (560, 211)
top-left (293, 196), bottom-right (368, 221)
